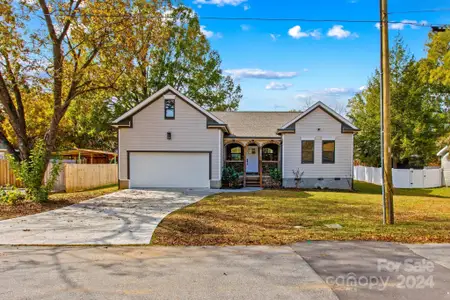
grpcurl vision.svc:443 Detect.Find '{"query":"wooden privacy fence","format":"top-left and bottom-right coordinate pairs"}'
top-left (0, 160), bottom-right (118, 192)
top-left (0, 160), bottom-right (22, 187)
top-left (64, 164), bottom-right (118, 192)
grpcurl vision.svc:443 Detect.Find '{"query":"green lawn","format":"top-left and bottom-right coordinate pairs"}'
top-left (152, 182), bottom-right (450, 245)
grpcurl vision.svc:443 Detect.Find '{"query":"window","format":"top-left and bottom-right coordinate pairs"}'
top-left (165, 99), bottom-right (175, 119)
top-left (231, 147), bottom-right (242, 160)
top-left (301, 140), bottom-right (314, 164)
top-left (226, 144), bottom-right (243, 161)
top-left (262, 144), bottom-right (278, 161)
top-left (322, 141), bottom-right (335, 164)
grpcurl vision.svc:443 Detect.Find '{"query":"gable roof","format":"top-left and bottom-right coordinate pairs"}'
top-left (212, 111), bottom-right (299, 138)
top-left (112, 85), bottom-right (226, 127)
top-left (279, 101), bottom-right (359, 132)
top-left (111, 86), bottom-right (358, 137)
top-left (437, 146), bottom-right (448, 157)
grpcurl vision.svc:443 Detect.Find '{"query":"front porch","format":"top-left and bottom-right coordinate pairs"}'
top-left (223, 138), bottom-right (281, 187)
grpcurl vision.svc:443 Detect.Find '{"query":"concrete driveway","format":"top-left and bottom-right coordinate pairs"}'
top-left (0, 189), bottom-right (236, 245)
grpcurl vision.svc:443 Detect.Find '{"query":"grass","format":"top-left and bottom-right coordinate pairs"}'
top-left (152, 181), bottom-right (450, 246)
top-left (0, 185), bottom-right (118, 221)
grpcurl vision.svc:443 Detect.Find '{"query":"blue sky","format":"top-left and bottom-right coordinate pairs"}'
top-left (188, 0), bottom-right (450, 111)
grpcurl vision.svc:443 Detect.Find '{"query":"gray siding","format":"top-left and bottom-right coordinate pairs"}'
top-left (118, 93), bottom-right (221, 183)
top-left (282, 107), bottom-right (354, 180)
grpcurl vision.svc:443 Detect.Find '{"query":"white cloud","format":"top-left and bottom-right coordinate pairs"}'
top-left (224, 68), bottom-right (298, 79)
top-left (200, 26), bottom-right (222, 39)
top-left (265, 82), bottom-right (293, 90)
top-left (323, 88), bottom-right (353, 94)
top-left (327, 25), bottom-right (358, 39)
top-left (303, 68), bottom-right (309, 72)
top-left (375, 20), bottom-right (428, 30)
top-left (270, 33), bottom-right (280, 41)
top-left (288, 26), bottom-right (308, 39)
top-left (243, 4), bottom-right (250, 10)
top-left (295, 87), bottom-right (359, 103)
top-left (359, 85), bottom-right (367, 91)
top-left (288, 26), bottom-right (322, 39)
top-left (288, 25), bottom-right (321, 39)
top-left (240, 24), bottom-right (250, 31)
top-left (193, 0), bottom-right (246, 6)
top-left (309, 29), bottom-right (322, 39)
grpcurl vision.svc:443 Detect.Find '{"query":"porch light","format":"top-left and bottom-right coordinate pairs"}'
top-left (167, 132), bottom-right (172, 140)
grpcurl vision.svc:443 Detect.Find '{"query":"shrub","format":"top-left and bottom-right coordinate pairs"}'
top-left (222, 166), bottom-right (241, 188)
top-left (268, 168), bottom-right (282, 188)
top-left (8, 139), bottom-right (62, 202)
top-left (0, 186), bottom-right (25, 205)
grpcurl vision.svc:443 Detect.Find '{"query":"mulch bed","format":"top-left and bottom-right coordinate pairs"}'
top-left (0, 186), bottom-right (118, 221)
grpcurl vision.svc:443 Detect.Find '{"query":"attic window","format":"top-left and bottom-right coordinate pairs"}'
top-left (165, 99), bottom-right (175, 119)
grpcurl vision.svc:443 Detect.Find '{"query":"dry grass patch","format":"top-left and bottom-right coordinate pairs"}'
top-left (152, 182), bottom-right (450, 245)
top-left (0, 185), bottom-right (118, 220)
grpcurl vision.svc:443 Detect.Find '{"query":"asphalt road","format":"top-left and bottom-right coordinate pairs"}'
top-left (0, 242), bottom-right (449, 300)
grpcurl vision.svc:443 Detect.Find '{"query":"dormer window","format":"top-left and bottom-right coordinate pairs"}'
top-left (165, 99), bottom-right (175, 119)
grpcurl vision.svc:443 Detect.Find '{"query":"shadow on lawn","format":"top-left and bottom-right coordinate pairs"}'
top-left (353, 181), bottom-right (449, 199)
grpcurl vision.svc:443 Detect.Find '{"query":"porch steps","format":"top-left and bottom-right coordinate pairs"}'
top-left (245, 176), bottom-right (261, 187)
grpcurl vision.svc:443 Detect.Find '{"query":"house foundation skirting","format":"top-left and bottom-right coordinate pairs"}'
top-left (210, 180), bottom-right (222, 189)
top-left (283, 178), bottom-right (353, 190)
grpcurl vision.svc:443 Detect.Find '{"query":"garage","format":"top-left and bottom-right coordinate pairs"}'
top-left (128, 152), bottom-right (211, 188)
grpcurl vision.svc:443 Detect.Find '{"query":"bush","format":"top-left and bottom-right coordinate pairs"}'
top-left (0, 186), bottom-right (25, 205)
top-left (268, 168), bottom-right (282, 188)
top-left (222, 166), bottom-right (241, 188)
top-left (8, 139), bottom-right (62, 202)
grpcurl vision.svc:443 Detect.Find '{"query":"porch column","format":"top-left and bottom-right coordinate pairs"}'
top-left (259, 145), bottom-right (263, 187)
top-left (278, 143), bottom-right (281, 170)
top-left (243, 144), bottom-right (247, 187)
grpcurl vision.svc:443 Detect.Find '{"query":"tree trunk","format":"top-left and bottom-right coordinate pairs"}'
top-left (392, 157), bottom-right (398, 169)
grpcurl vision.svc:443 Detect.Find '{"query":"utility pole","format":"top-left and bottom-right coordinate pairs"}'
top-left (380, 0), bottom-right (394, 224)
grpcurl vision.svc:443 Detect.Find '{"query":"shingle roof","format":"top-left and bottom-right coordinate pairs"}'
top-left (211, 111), bottom-right (300, 138)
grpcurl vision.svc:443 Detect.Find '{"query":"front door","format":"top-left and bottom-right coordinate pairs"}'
top-left (246, 146), bottom-right (259, 173)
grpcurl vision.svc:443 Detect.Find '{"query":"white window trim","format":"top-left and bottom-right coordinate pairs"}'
top-left (301, 136), bottom-right (316, 141)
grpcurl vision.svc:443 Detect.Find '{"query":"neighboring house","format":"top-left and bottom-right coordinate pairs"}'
top-left (112, 86), bottom-right (359, 190)
top-left (437, 146), bottom-right (449, 187)
top-left (54, 148), bottom-right (118, 164)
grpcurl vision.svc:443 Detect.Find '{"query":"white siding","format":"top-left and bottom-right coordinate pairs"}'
top-left (283, 107), bottom-right (354, 179)
top-left (119, 93), bottom-right (221, 181)
top-left (442, 153), bottom-right (450, 186)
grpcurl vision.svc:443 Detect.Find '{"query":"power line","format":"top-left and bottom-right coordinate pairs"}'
top-left (388, 7), bottom-right (450, 15)
top-left (198, 16), bottom-right (445, 28)
top-left (43, 12), bottom-right (448, 28)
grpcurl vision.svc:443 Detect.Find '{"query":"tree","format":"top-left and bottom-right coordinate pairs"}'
top-left (419, 29), bottom-right (450, 149)
top-left (113, 6), bottom-right (241, 116)
top-left (0, 0), bottom-right (169, 200)
top-left (348, 36), bottom-right (448, 168)
top-left (420, 29), bottom-right (450, 86)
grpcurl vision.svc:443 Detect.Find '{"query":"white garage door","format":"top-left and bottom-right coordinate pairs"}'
top-left (129, 152), bottom-right (210, 188)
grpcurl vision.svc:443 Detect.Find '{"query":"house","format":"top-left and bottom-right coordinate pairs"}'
top-left (54, 148), bottom-right (118, 164)
top-left (112, 86), bottom-right (359, 190)
top-left (437, 146), bottom-right (449, 186)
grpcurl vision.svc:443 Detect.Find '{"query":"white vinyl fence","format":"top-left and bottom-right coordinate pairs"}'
top-left (354, 166), bottom-right (442, 189)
